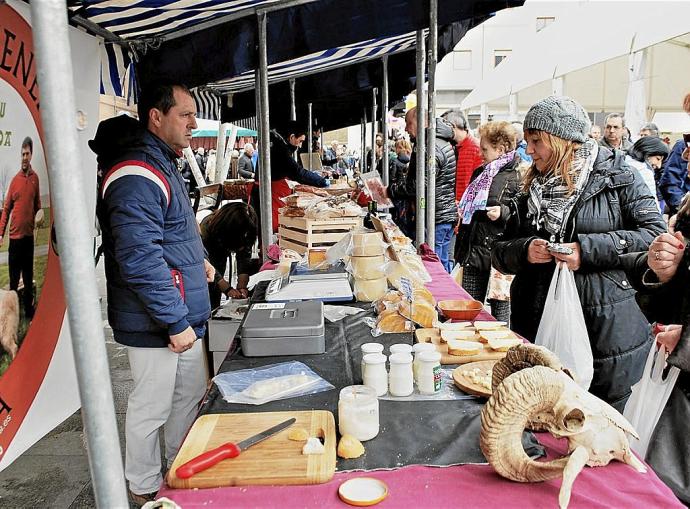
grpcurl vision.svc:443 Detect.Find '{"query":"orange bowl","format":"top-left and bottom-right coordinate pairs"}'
top-left (438, 299), bottom-right (483, 321)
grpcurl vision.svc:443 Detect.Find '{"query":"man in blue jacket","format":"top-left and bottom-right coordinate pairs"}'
top-left (659, 139), bottom-right (690, 215)
top-left (91, 83), bottom-right (214, 506)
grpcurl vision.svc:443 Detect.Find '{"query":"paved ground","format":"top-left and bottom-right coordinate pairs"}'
top-left (0, 262), bottom-right (139, 508)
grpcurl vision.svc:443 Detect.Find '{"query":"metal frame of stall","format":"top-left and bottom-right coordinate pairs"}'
top-left (31, 0), bottom-right (441, 506)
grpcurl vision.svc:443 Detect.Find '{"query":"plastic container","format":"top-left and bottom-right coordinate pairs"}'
top-left (417, 350), bottom-right (442, 395)
top-left (362, 353), bottom-right (388, 396)
top-left (338, 385), bottom-right (380, 441)
top-left (388, 352), bottom-right (414, 397)
top-left (412, 342), bottom-right (437, 383)
top-left (361, 343), bottom-right (384, 379)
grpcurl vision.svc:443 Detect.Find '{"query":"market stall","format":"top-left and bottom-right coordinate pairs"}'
top-left (156, 256), bottom-right (682, 508)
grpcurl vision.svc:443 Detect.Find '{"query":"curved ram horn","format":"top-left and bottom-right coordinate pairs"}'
top-left (480, 366), bottom-right (570, 482)
top-left (492, 343), bottom-right (569, 392)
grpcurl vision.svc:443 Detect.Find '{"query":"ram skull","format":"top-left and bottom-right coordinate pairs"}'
top-left (480, 352), bottom-right (647, 509)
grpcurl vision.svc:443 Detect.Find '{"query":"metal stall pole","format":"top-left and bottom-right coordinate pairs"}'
top-left (415, 30), bottom-right (426, 247)
top-left (425, 0), bottom-right (438, 250)
top-left (215, 121), bottom-right (227, 182)
top-left (381, 56), bottom-right (390, 186)
top-left (361, 110), bottom-right (367, 173)
top-left (257, 11), bottom-right (273, 260)
top-left (307, 102), bottom-right (313, 170)
top-left (30, 1), bottom-right (128, 506)
top-left (371, 88), bottom-right (377, 174)
top-left (289, 78), bottom-right (297, 121)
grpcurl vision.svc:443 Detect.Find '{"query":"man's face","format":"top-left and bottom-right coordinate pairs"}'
top-left (288, 134), bottom-right (305, 148)
top-left (605, 117), bottom-right (623, 146)
top-left (590, 126), bottom-right (601, 141)
top-left (152, 88), bottom-right (197, 152)
top-left (21, 146), bottom-right (32, 172)
top-left (246, 146), bottom-right (254, 156)
top-left (405, 112), bottom-right (417, 139)
top-left (639, 129), bottom-right (652, 138)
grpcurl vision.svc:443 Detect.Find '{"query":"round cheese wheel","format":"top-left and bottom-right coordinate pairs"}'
top-left (354, 277), bottom-right (388, 302)
top-left (351, 231), bottom-right (385, 256)
top-left (351, 255), bottom-right (386, 280)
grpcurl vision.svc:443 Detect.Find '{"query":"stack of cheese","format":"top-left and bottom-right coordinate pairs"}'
top-left (351, 231), bottom-right (388, 302)
top-left (438, 320), bottom-right (521, 356)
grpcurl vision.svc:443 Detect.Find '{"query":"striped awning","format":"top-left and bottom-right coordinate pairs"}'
top-left (99, 42), bottom-right (133, 98)
top-left (74, 0), bottom-right (285, 40)
top-left (209, 31), bottom-right (419, 94)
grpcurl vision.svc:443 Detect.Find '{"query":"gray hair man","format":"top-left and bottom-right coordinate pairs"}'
top-left (600, 113), bottom-right (632, 151)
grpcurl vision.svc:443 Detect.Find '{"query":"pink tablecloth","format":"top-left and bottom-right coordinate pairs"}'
top-left (158, 259), bottom-right (682, 508)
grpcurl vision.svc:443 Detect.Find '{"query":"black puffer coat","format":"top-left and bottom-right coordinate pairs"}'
top-left (388, 119), bottom-right (458, 224)
top-left (622, 250), bottom-right (690, 504)
top-left (455, 154), bottom-right (522, 272)
top-left (492, 147), bottom-right (666, 408)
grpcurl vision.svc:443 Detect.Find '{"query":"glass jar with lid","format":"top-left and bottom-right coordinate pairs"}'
top-left (360, 343), bottom-right (384, 381)
top-left (362, 353), bottom-right (388, 396)
top-left (412, 342), bottom-right (437, 384)
top-left (417, 350), bottom-right (442, 395)
top-left (388, 352), bottom-right (414, 397)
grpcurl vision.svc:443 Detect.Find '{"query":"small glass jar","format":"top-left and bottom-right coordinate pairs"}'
top-left (388, 352), bottom-right (414, 397)
top-left (390, 343), bottom-right (413, 356)
top-left (361, 343), bottom-right (384, 380)
top-left (412, 342), bottom-right (437, 384)
top-left (417, 350), bottom-right (442, 395)
top-left (338, 385), bottom-right (380, 441)
top-left (362, 353), bottom-right (388, 396)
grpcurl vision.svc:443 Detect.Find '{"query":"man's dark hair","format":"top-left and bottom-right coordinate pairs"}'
top-left (441, 109), bottom-right (468, 131)
top-left (282, 120), bottom-right (307, 139)
top-left (21, 136), bottom-right (33, 153)
top-left (137, 83), bottom-right (192, 125)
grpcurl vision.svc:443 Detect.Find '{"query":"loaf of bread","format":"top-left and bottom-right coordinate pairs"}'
top-left (376, 311), bottom-right (412, 333)
top-left (399, 300), bottom-right (437, 328)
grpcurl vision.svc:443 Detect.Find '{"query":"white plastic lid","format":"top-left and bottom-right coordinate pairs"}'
top-left (362, 353), bottom-right (387, 365)
top-left (412, 343), bottom-right (436, 353)
top-left (389, 343), bottom-right (413, 355)
top-left (417, 350), bottom-right (442, 363)
top-left (361, 342), bottom-right (384, 354)
top-left (389, 352), bottom-right (413, 364)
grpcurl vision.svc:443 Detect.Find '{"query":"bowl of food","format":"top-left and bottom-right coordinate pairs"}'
top-left (438, 299), bottom-right (483, 321)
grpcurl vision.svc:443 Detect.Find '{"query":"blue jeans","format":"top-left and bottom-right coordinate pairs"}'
top-left (434, 223), bottom-right (454, 273)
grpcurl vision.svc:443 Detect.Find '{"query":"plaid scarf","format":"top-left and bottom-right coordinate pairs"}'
top-left (527, 139), bottom-right (598, 241)
top-left (458, 150), bottom-right (516, 225)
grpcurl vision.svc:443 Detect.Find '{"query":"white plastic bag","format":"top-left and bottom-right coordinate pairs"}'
top-left (624, 340), bottom-right (680, 458)
top-left (535, 262), bottom-right (593, 390)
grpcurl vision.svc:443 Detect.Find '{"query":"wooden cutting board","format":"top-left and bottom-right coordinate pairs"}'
top-left (452, 360), bottom-right (498, 398)
top-left (415, 328), bottom-right (506, 364)
top-left (167, 410), bottom-right (336, 489)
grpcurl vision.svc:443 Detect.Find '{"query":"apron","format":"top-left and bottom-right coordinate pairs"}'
top-left (271, 178), bottom-right (292, 233)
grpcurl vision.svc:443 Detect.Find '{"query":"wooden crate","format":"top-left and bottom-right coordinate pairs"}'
top-left (278, 214), bottom-right (363, 254)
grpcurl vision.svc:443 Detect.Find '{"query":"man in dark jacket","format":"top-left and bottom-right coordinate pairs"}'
top-left (388, 107), bottom-right (458, 271)
top-left (659, 139), bottom-right (690, 215)
top-left (238, 142), bottom-right (255, 179)
top-left (91, 84), bottom-right (214, 505)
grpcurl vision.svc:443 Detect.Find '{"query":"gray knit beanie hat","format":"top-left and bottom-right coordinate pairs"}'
top-left (523, 95), bottom-right (591, 143)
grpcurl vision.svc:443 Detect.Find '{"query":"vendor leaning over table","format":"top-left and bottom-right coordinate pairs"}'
top-left (491, 95), bottom-right (665, 412)
top-left (200, 202), bottom-right (258, 308)
top-left (251, 120), bottom-right (329, 233)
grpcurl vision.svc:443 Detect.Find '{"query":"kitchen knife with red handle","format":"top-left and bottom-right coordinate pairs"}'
top-left (176, 417), bottom-right (296, 479)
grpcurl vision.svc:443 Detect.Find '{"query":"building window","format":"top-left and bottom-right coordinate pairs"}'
top-left (536, 17), bottom-right (555, 32)
top-left (494, 49), bottom-right (511, 67)
top-left (452, 50), bottom-right (472, 70)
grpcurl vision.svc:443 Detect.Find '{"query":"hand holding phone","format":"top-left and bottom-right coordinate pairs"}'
top-left (547, 242), bottom-right (574, 255)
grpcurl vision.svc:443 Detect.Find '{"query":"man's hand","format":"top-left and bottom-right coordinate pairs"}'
top-left (169, 326), bottom-right (196, 353)
top-left (204, 259), bottom-right (215, 283)
top-left (486, 206), bottom-right (501, 221)
top-left (527, 239), bottom-right (553, 264)
top-left (552, 242), bottom-right (582, 271)
top-left (648, 232), bottom-right (685, 283)
top-left (657, 324), bottom-right (682, 353)
top-left (227, 288), bottom-right (243, 299)
top-left (237, 288), bottom-right (249, 299)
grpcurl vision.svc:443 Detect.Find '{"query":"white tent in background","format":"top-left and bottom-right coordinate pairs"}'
top-left (461, 2), bottom-right (690, 135)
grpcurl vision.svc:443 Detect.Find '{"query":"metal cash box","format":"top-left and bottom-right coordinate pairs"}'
top-left (240, 301), bottom-right (325, 356)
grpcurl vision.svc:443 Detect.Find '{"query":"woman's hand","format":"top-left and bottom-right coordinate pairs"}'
top-left (648, 232), bottom-right (685, 283)
top-left (656, 324), bottom-right (682, 353)
top-left (486, 206), bottom-right (501, 221)
top-left (552, 242), bottom-right (582, 271)
top-left (527, 239), bottom-right (553, 264)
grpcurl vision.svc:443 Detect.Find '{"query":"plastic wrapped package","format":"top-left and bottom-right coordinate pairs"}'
top-left (348, 255), bottom-right (386, 280)
top-left (353, 277), bottom-right (388, 302)
top-left (350, 231), bottom-right (386, 257)
top-left (384, 261), bottom-right (425, 291)
top-left (398, 252), bottom-right (432, 283)
top-left (213, 361), bottom-right (335, 405)
top-left (398, 300), bottom-right (438, 328)
top-left (373, 290), bottom-right (404, 314)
